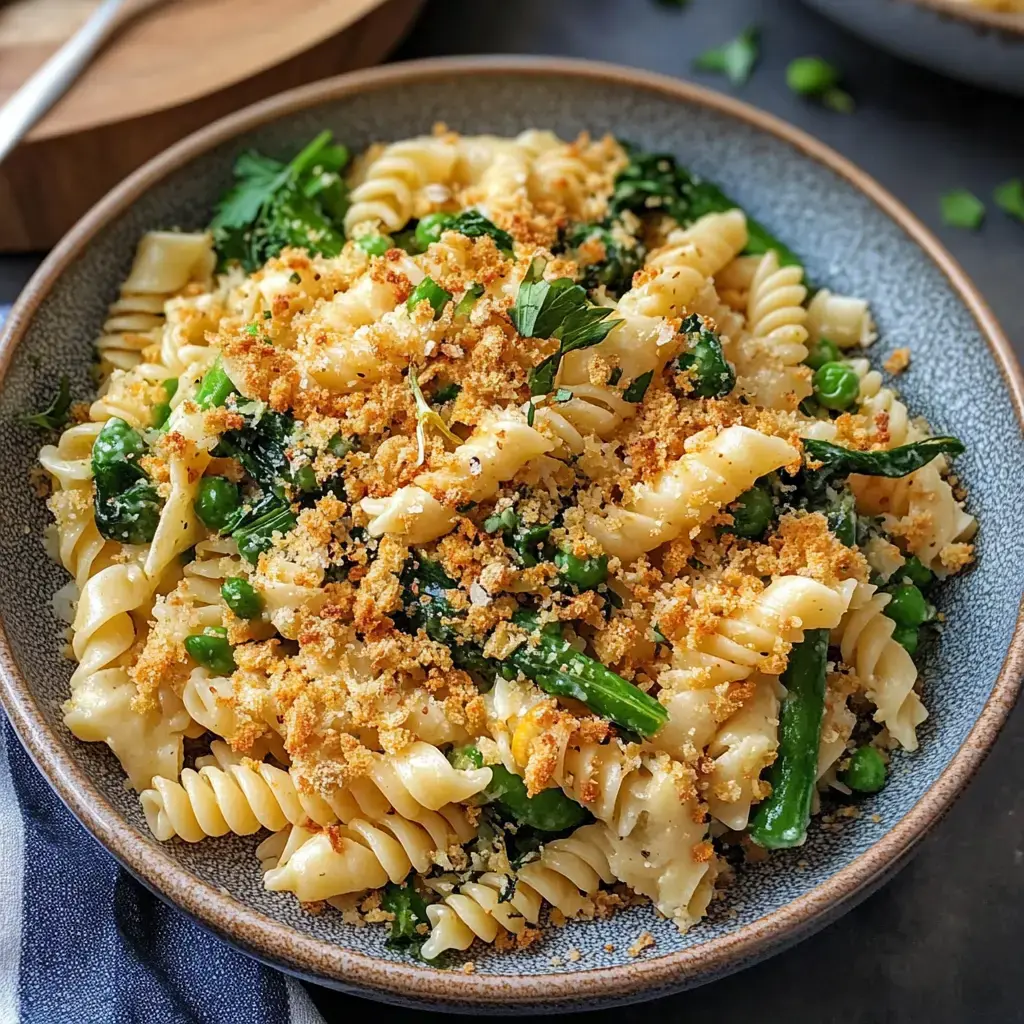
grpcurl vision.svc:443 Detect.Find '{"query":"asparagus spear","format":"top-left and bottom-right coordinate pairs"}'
top-left (749, 629), bottom-right (830, 849)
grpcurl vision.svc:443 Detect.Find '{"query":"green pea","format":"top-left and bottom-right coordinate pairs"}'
top-left (554, 549), bottom-right (608, 591)
top-left (841, 745), bottom-right (887, 794)
top-left (787, 56), bottom-right (840, 96)
top-left (726, 486), bottom-right (775, 539)
top-left (92, 417), bottom-right (147, 482)
top-left (804, 337), bottom-right (841, 371)
top-left (221, 577), bottom-right (263, 619)
top-left (414, 213), bottom-right (454, 250)
top-left (406, 277), bottom-right (452, 319)
top-left (356, 233), bottom-right (393, 256)
top-left (899, 555), bottom-right (934, 589)
top-left (892, 624), bottom-right (920, 655)
top-left (290, 462), bottom-right (317, 493)
top-left (184, 627), bottom-right (236, 675)
top-left (327, 433), bottom-right (355, 458)
top-left (194, 476), bottom-right (242, 532)
top-left (886, 584), bottom-right (929, 628)
top-left (812, 361), bottom-right (860, 411)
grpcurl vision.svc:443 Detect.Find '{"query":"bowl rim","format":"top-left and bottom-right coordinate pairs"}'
top-left (1, 54), bottom-right (1023, 1008)
top-left (901, 0), bottom-right (1024, 36)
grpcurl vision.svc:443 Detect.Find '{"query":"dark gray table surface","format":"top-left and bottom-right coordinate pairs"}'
top-left (3, 0), bottom-right (1023, 1020)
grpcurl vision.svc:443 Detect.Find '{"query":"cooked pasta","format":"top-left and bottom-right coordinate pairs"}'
top-left (33, 126), bottom-right (974, 957)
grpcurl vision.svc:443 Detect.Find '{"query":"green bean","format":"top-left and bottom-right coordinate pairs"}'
top-left (554, 549), bottom-right (608, 591)
top-left (406, 277), bottom-right (452, 319)
top-left (184, 627), bottom-right (237, 675)
top-left (841, 745), bottom-right (887, 793)
top-left (194, 357), bottom-right (236, 410)
top-left (221, 577), bottom-right (263, 619)
top-left (812, 361), bottom-right (860, 411)
top-left (151, 378), bottom-right (179, 428)
top-left (750, 629), bottom-right (829, 849)
top-left (194, 476), bottom-right (242, 532)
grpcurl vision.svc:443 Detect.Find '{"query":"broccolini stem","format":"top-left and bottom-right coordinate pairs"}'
top-left (508, 611), bottom-right (667, 738)
top-left (749, 629), bottom-right (830, 849)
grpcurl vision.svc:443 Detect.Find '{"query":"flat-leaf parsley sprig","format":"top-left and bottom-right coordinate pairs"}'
top-left (510, 257), bottom-right (622, 396)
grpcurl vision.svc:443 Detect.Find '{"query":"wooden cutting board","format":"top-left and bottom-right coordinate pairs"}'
top-left (0, 0), bottom-right (423, 250)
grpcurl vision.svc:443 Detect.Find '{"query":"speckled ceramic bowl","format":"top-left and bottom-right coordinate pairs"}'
top-left (805, 0), bottom-right (1024, 95)
top-left (1, 58), bottom-right (1022, 1013)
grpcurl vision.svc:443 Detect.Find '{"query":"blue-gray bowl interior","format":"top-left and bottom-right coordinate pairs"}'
top-left (1, 68), bottom-right (1022, 983)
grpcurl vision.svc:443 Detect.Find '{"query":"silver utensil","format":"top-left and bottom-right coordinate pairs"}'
top-left (0, 0), bottom-right (160, 166)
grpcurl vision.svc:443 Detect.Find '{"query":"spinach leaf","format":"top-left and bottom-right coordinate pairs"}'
top-left (676, 313), bottom-right (735, 398)
top-left (445, 210), bottom-right (515, 256)
top-left (562, 222), bottom-right (643, 296)
top-left (380, 879), bottom-right (430, 951)
top-left (91, 418), bottom-right (163, 544)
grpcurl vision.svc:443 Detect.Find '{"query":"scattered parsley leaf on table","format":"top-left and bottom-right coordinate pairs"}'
top-left (693, 27), bottom-right (760, 86)
top-left (941, 190), bottom-right (986, 230)
top-left (994, 179), bottom-right (1024, 222)
top-left (786, 57), bottom-right (854, 113)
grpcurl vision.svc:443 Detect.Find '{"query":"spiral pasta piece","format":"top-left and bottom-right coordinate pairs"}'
top-left (421, 824), bottom-right (612, 959)
top-left (806, 289), bottom-right (876, 350)
top-left (362, 413), bottom-right (554, 543)
top-left (345, 137), bottom-right (461, 234)
top-left (96, 232), bottom-right (215, 378)
top-left (263, 802), bottom-right (476, 901)
top-left (652, 209), bottom-right (749, 279)
top-left (732, 251), bottom-right (811, 410)
top-left (585, 425), bottom-right (799, 562)
top-left (531, 384), bottom-right (637, 456)
top-left (704, 674), bottom-right (781, 831)
top-left (833, 583), bottom-right (927, 750)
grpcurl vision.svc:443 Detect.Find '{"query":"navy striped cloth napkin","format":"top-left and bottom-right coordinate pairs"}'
top-left (0, 304), bottom-right (327, 1024)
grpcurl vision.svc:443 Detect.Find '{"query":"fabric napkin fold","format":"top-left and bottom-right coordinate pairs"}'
top-left (0, 304), bottom-right (328, 1024)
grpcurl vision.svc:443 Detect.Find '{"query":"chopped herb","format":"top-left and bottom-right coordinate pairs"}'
top-left (941, 189), bottom-right (985, 230)
top-left (608, 367), bottom-right (623, 386)
top-left (526, 401), bottom-right (536, 427)
top-left (994, 179), bottom-right (1024, 222)
top-left (263, 310), bottom-right (273, 319)
top-left (245, 323), bottom-right (259, 336)
top-left (511, 257), bottom-right (621, 396)
top-left (650, 625), bottom-right (669, 644)
top-left (786, 57), bottom-right (854, 113)
top-left (694, 26), bottom-right (760, 86)
top-left (408, 366), bottom-right (460, 466)
top-left (622, 370), bottom-right (654, 403)
top-left (289, 272), bottom-right (301, 285)
top-left (553, 388), bottom-right (574, 403)
top-left (210, 130), bottom-right (349, 271)
top-left (24, 375), bottom-right (72, 430)
top-left (432, 381), bottom-right (461, 404)
top-left (484, 508), bottom-right (520, 534)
